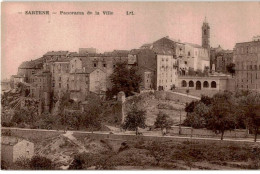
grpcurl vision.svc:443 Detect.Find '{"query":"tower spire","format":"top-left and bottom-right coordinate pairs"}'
top-left (204, 16), bottom-right (207, 23)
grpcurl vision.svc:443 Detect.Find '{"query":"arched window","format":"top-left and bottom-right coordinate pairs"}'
top-left (203, 81), bottom-right (209, 88)
top-left (181, 80), bottom-right (187, 87)
top-left (196, 81), bottom-right (201, 90)
top-left (211, 81), bottom-right (217, 88)
top-left (189, 81), bottom-right (194, 87)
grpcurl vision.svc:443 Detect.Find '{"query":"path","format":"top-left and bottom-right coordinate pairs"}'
top-left (168, 91), bottom-right (201, 100)
top-left (62, 131), bottom-right (88, 153)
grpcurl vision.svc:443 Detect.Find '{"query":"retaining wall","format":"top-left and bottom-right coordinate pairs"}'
top-left (154, 91), bottom-right (197, 104)
top-left (2, 127), bottom-right (258, 147)
top-left (169, 126), bottom-right (250, 138)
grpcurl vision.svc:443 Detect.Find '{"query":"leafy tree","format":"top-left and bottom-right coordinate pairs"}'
top-left (109, 62), bottom-right (142, 97)
top-left (206, 92), bottom-right (236, 140)
top-left (239, 93), bottom-right (260, 142)
top-left (226, 63), bottom-right (236, 77)
top-left (83, 93), bottom-right (103, 132)
top-left (29, 156), bottom-right (53, 170)
top-left (200, 95), bottom-right (212, 106)
top-left (154, 112), bottom-right (173, 133)
top-left (69, 153), bottom-right (87, 169)
top-left (185, 101), bottom-right (199, 114)
top-left (122, 105), bottom-right (146, 135)
top-left (183, 103), bottom-right (210, 128)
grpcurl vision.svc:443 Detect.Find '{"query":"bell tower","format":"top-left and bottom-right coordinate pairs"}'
top-left (202, 17), bottom-right (210, 49)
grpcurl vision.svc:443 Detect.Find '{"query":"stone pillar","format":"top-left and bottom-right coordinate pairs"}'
top-left (117, 91), bottom-right (126, 124)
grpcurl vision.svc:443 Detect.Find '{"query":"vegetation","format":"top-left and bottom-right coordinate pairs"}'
top-left (122, 105), bottom-right (146, 135)
top-left (29, 156), bottom-right (54, 170)
top-left (226, 63), bottom-right (236, 77)
top-left (69, 152), bottom-right (115, 170)
top-left (108, 62), bottom-right (142, 98)
top-left (154, 112), bottom-right (174, 133)
top-left (184, 90), bottom-right (260, 141)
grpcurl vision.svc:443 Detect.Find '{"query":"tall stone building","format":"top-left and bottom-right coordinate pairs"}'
top-left (234, 38), bottom-right (260, 92)
top-left (202, 17), bottom-right (210, 50)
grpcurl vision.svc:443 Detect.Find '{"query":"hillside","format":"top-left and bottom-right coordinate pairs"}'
top-left (124, 92), bottom-right (186, 126)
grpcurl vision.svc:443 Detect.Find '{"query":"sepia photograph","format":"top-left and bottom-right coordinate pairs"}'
top-left (1, 1), bottom-right (260, 170)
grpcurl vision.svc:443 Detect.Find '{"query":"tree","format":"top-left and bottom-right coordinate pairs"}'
top-left (109, 62), bottom-right (142, 97)
top-left (206, 92), bottom-right (236, 140)
top-left (29, 156), bottom-right (53, 170)
top-left (83, 93), bottom-right (103, 132)
top-left (122, 105), bottom-right (146, 135)
top-left (226, 63), bottom-right (236, 77)
top-left (183, 103), bottom-right (210, 129)
top-left (154, 112), bottom-right (173, 134)
top-left (239, 93), bottom-right (260, 142)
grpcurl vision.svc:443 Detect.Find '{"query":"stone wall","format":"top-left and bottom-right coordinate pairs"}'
top-left (154, 91), bottom-right (197, 104)
top-left (2, 127), bottom-right (258, 148)
top-left (169, 126), bottom-right (251, 138)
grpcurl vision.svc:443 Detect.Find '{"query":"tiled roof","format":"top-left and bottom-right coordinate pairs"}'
top-left (44, 51), bottom-right (69, 56)
top-left (52, 57), bottom-right (70, 62)
top-left (184, 42), bottom-right (203, 48)
top-left (19, 60), bottom-right (42, 69)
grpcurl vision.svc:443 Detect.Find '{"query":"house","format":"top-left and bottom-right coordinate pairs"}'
top-left (1, 136), bottom-right (34, 164)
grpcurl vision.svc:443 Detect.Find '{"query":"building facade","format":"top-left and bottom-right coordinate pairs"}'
top-left (234, 39), bottom-right (260, 92)
top-left (1, 136), bottom-right (34, 164)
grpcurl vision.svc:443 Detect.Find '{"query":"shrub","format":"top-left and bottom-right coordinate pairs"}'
top-left (29, 156), bottom-right (53, 170)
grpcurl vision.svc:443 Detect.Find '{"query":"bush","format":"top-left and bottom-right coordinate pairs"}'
top-left (2, 122), bottom-right (13, 127)
top-left (14, 157), bottom-right (31, 169)
top-left (29, 156), bottom-right (53, 170)
top-left (1, 160), bottom-right (8, 170)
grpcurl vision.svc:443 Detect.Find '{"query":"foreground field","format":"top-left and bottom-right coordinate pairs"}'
top-left (5, 132), bottom-right (260, 170)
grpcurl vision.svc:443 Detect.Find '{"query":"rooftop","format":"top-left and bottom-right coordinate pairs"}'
top-left (44, 51), bottom-right (69, 56)
top-left (1, 136), bottom-right (24, 146)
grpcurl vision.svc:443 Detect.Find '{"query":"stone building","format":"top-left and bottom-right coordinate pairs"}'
top-left (234, 38), bottom-right (260, 92)
top-left (182, 43), bottom-right (210, 72)
top-left (216, 50), bottom-right (233, 73)
top-left (210, 45), bottom-right (224, 71)
top-left (17, 59), bottom-right (43, 83)
top-left (69, 68), bottom-right (106, 102)
top-left (178, 75), bottom-right (235, 92)
top-left (129, 49), bottom-right (157, 90)
top-left (1, 136), bottom-right (34, 164)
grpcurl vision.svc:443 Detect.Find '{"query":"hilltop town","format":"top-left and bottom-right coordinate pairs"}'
top-left (1, 18), bottom-right (260, 170)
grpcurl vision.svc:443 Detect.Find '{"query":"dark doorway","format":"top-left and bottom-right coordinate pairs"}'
top-left (196, 81), bottom-right (201, 90)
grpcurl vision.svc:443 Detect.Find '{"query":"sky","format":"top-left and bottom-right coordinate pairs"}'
top-left (2, 2), bottom-right (260, 79)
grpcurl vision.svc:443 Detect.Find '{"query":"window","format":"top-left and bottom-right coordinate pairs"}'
top-left (94, 63), bottom-right (97, 67)
top-left (184, 61), bottom-right (187, 65)
top-left (188, 51), bottom-right (191, 56)
top-left (181, 80), bottom-right (187, 87)
top-left (59, 83), bottom-right (61, 88)
top-left (103, 64), bottom-right (106, 67)
top-left (211, 81), bottom-right (217, 88)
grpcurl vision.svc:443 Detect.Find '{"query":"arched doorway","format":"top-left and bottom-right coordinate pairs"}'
top-left (196, 81), bottom-right (201, 90)
top-left (181, 80), bottom-right (187, 87)
top-left (189, 81), bottom-right (194, 87)
top-left (211, 81), bottom-right (217, 88)
top-left (203, 81), bottom-right (209, 88)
